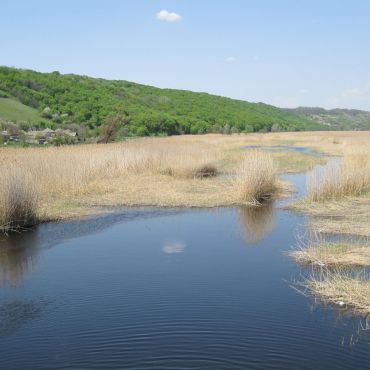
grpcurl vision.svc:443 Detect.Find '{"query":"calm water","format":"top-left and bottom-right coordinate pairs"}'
top-left (1, 168), bottom-right (370, 369)
top-left (242, 144), bottom-right (323, 157)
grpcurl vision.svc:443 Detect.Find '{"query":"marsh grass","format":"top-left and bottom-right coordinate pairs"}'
top-left (290, 240), bottom-right (370, 267)
top-left (304, 269), bottom-right (370, 315)
top-left (308, 148), bottom-right (370, 201)
top-left (0, 167), bottom-right (38, 232)
top-left (2, 132), bottom-right (367, 231)
top-left (235, 151), bottom-right (279, 204)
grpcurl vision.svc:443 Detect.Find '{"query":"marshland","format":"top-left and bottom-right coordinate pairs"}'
top-left (1, 130), bottom-right (370, 369)
top-left (2, 1), bottom-right (370, 367)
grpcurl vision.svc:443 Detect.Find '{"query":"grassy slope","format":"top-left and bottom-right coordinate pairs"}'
top-left (0, 66), bottom-right (323, 134)
top-left (0, 97), bottom-right (45, 123)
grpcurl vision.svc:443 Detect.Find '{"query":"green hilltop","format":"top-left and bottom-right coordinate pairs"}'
top-left (0, 66), bottom-right (330, 136)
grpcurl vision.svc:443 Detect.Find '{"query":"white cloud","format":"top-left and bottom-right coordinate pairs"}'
top-left (156, 9), bottom-right (182, 22)
top-left (226, 56), bottom-right (236, 63)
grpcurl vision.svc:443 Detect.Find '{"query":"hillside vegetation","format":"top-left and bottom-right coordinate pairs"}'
top-left (287, 107), bottom-right (370, 130)
top-left (0, 66), bottom-right (324, 137)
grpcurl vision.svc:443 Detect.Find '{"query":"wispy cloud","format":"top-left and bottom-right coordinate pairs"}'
top-left (156, 10), bottom-right (182, 22)
top-left (226, 56), bottom-right (236, 63)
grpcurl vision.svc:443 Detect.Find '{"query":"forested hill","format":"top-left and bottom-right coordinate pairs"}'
top-left (0, 66), bottom-right (323, 136)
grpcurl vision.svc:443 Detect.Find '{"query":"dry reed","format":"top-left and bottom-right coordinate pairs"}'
top-left (305, 269), bottom-right (370, 315)
top-left (290, 240), bottom-right (370, 267)
top-left (2, 131), bottom-right (366, 231)
top-left (235, 151), bottom-right (279, 204)
top-left (0, 166), bottom-right (38, 232)
top-left (308, 148), bottom-right (370, 201)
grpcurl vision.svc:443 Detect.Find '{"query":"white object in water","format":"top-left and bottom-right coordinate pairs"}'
top-left (336, 301), bottom-right (345, 306)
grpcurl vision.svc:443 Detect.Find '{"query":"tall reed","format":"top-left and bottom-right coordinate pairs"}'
top-left (308, 148), bottom-right (370, 201)
top-left (0, 166), bottom-right (38, 232)
top-left (235, 151), bottom-right (278, 204)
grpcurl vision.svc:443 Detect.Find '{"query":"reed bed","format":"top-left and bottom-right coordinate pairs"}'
top-left (0, 136), bottom-right (287, 231)
top-left (2, 131), bottom-right (364, 232)
top-left (308, 148), bottom-right (370, 201)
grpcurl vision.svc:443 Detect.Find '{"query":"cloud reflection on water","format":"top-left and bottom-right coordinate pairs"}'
top-left (163, 242), bottom-right (186, 254)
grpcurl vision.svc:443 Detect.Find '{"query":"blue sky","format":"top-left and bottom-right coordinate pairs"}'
top-left (1, 0), bottom-right (370, 110)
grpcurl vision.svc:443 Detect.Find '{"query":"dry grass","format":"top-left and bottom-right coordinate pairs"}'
top-left (287, 132), bottom-right (370, 237)
top-left (235, 151), bottom-right (279, 204)
top-left (0, 166), bottom-right (38, 232)
top-left (305, 270), bottom-right (370, 315)
top-left (308, 148), bottom-right (370, 201)
top-left (290, 241), bottom-right (370, 267)
top-left (0, 134), bottom-right (298, 230)
top-left (1, 131), bottom-right (368, 231)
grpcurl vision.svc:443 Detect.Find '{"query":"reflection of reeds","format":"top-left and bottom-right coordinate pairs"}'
top-left (0, 232), bottom-right (39, 285)
top-left (238, 202), bottom-right (275, 244)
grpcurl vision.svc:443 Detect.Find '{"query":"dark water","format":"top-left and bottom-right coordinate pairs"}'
top-left (0, 171), bottom-right (370, 369)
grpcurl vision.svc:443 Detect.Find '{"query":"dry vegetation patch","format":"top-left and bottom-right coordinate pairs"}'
top-left (305, 271), bottom-right (370, 315)
top-left (1, 134), bottom-right (307, 231)
top-left (308, 148), bottom-right (370, 202)
top-left (2, 131), bottom-right (366, 232)
top-left (290, 241), bottom-right (370, 267)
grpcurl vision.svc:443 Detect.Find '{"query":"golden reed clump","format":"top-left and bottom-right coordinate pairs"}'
top-left (235, 151), bottom-right (279, 204)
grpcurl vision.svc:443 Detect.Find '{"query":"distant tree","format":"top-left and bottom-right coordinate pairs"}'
top-left (98, 114), bottom-right (127, 143)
